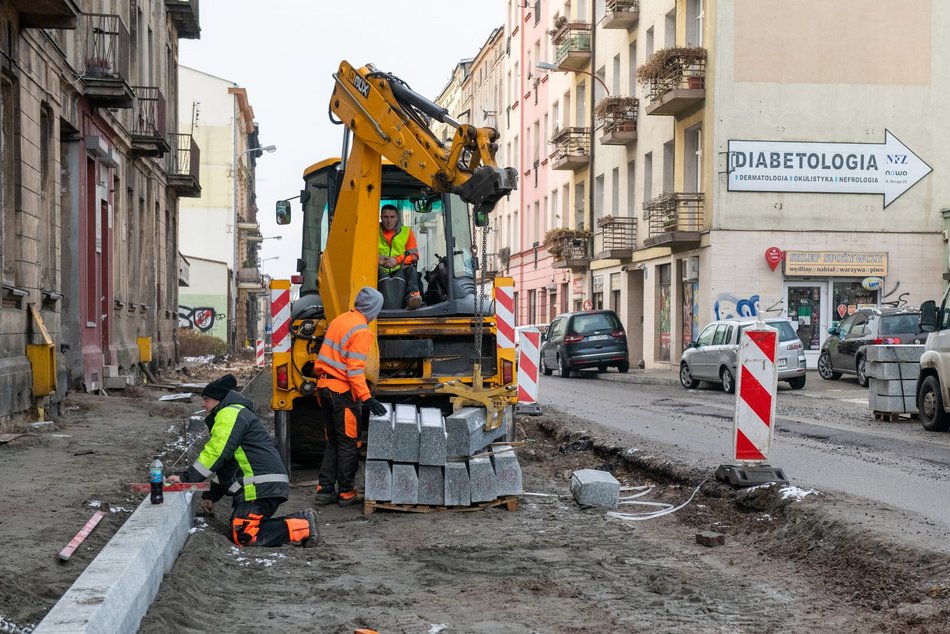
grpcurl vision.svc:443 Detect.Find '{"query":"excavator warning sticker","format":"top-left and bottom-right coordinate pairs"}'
top-left (349, 71), bottom-right (370, 98)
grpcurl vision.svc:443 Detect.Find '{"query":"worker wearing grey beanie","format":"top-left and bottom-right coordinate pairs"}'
top-left (353, 286), bottom-right (384, 322)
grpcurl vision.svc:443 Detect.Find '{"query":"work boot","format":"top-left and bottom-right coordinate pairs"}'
top-left (313, 485), bottom-right (338, 506)
top-left (405, 291), bottom-right (423, 310)
top-left (337, 490), bottom-right (361, 508)
top-left (301, 508), bottom-right (319, 548)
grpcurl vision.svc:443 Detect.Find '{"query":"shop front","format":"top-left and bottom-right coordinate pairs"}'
top-left (783, 250), bottom-right (886, 367)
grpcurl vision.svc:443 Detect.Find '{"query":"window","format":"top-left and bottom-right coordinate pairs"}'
top-left (697, 324), bottom-right (717, 346)
top-left (611, 167), bottom-right (619, 216)
top-left (684, 125), bottom-right (703, 192)
top-left (594, 174), bottom-right (604, 224)
top-left (712, 324), bottom-right (732, 346)
top-left (663, 140), bottom-right (674, 194)
top-left (643, 152), bottom-right (653, 207)
top-left (40, 104), bottom-right (55, 290)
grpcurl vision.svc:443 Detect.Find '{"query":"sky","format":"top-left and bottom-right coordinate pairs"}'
top-left (179, 1), bottom-right (506, 279)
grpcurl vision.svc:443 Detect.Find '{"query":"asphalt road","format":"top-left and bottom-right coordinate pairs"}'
top-left (538, 370), bottom-right (950, 529)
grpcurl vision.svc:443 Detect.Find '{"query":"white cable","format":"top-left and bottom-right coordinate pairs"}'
top-left (607, 478), bottom-right (708, 522)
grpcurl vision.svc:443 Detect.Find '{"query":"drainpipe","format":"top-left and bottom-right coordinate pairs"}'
top-left (587, 5), bottom-right (597, 305)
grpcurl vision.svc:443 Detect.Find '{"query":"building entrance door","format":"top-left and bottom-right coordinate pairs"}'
top-left (785, 282), bottom-right (827, 369)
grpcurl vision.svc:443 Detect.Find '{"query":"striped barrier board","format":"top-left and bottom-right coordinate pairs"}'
top-left (271, 283), bottom-right (291, 353)
top-left (733, 323), bottom-right (778, 462)
top-left (256, 339), bottom-right (265, 367)
top-left (516, 329), bottom-right (541, 415)
top-left (494, 280), bottom-right (515, 351)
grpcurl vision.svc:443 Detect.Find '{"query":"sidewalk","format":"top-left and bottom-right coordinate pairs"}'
top-left (580, 367), bottom-right (680, 387)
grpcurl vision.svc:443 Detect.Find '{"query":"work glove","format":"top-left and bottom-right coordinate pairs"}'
top-left (364, 397), bottom-right (388, 417)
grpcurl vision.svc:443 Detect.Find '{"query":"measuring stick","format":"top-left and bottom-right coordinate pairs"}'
top-left (129, 482), bottom-right (210, 493)
top-left (58, 510), bottom-right (106, 562)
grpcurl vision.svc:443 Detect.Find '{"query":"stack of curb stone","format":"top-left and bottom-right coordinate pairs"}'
top-left (866, 344), bottom-right (925, 415)
top-left (364, 404), bottom-right (523, 507)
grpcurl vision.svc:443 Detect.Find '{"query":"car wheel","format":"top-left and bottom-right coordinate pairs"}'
top-left (787, 376), bottom-right (806, 390)
top-left (817, 352), bottom-right (842, 380)
top-left (856, 356), bottom-right (869, 388)
top-left (558, 354), bottom-right (572, 378)
top-left (919, 375), bottom-right (950, 432)
top-left (617, 361), bottom-right (629, 374)
top-left (680, 363), bottom-right (700, 389)
top-left (597, 363), bottom-right (608, 372)
top-left (541, 357), bottom-right (553, 376)
top-left (720, 367), bottom-right (736, 394)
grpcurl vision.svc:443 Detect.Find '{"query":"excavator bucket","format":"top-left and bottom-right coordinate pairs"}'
top-left (455, 165), bottom-right (518, 226)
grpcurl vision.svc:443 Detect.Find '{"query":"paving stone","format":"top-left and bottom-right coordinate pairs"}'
top-left (490, 444), bottom-right (523, 496)
top-left (869, 378), bottom-right (917, 397)
top-left (570, 469), bottom-right (620, 509)
top-left (469, 453), bottom-right (497, 503)
top-left (444, 461), bottom-right (471, 507)
top-left (391, 463), bottom-right (419, 505)
top-left (366, 403), bottom-right (394, 461)
top-left (445, 407), bottom-right (508, 457)
top-left (417, 465), bottom-right (444, 506)
top-left (696, 531), bottom-right (725, 547)
top-left (418, 407), bottom-right (447, 466)
top-left (869, 393), bottom-right (917, 414)
top-left (865, 345), bottom-right (925, 363)
top-left (866, 361), bottom-right (920, 380)
top-left (364, 460), bottom-right (392, 502)
top-left (393, 404), bottom-right (420, 463)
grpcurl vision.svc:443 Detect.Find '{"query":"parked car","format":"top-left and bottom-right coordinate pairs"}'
top-left (917, 288), bottom-right (950, 431)
top-left (679, 318), bottom-right (807, 393)
top-left (817, 307), bottom-right (925, 387)
top-left (540, 310), bottom-right (629, 377)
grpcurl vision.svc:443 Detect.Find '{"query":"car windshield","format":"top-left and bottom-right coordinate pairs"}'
top-left (570, 312), bottom-right (621, 334)
top-left (879, 313), bottom-right (920, 335)
top-left (740, 320), bottom-right (799, 343)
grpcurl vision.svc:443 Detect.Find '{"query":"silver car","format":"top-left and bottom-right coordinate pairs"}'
top-left (679, 318), bottom-right (807, 392)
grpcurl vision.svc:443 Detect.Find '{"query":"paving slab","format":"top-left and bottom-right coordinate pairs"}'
top-left (417, 465), bottom-right (445, 506)
top-left (866, 361), bottom-right (920, 381)
top-left (869, 378), bottom-right (917, 397)
top-left (490, 444), bottom-right (523, 497)
top-left (570, 469), bottom-right (620, 509)
top-left (367, 402), bottom-right (395, 460)
top-left (391, 464), bottom-right (419, 505)
top-left (868, 393), bottom-right (917, 414)
top-left (445, 407), bottom-right (508, 457)
top-left (35, 492), bottom-right (193, 634)
top-left (393, 404), bottom-right (420, 463)
top-left (444, 461), bottom-right (471, 507)
top-left (865, 345), bottom-right (925, 363)
top-left (469, 453), bottom-right (497, 503)
top-left (418, 407), bottom-right (447, 466)
top-left (365, 460), bottom-right (393, 502)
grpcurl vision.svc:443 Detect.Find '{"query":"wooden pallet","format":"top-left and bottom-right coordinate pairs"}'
top-left (362, 496), bottom-right (519, 516)
top-left (871, 410), bottom-right (918, 422)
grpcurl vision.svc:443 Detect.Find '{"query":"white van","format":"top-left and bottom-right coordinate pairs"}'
top-left (916, 287), bottom-right (950, 431)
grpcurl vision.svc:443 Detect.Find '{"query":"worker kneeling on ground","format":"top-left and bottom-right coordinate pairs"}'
top-left (168, 374), bottom-right (318, 548)
top-left (314, 287), bottom-right (389, 507)
top-left (378, 203), bottom-right (423, 310)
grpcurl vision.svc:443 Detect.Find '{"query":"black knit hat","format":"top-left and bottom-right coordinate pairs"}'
top-left (201, 374), bottom-right (236, 401)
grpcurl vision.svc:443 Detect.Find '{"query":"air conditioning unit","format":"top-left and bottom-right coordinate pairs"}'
top-left (684, 256), bottom-right (700, 282)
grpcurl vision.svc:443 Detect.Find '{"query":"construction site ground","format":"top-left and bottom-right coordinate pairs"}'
top-left (2, 360), bottom-right (949, 633)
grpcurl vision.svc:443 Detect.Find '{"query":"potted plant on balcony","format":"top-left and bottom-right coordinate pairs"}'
top-left (595, 96), bottom-right (638, 132)
top-left (548, 15), bottom-right (568, 37)
top-left (544, 227), bottom-right (592, 260)
top-left (84, 56), bottom-right (112, 78)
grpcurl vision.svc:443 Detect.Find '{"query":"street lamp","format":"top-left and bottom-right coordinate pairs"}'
top-left (260, 256), bottom-right (280, 264)
top-left (536, 61), bottom-right (610, 96)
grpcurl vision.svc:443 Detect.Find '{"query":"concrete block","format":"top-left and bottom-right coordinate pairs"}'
top-left (469, 453), bottom-right (497, 503)
top-left (102, 364), bottom-right (119, 377)
top-left (444, 461), bottom-right (471, 507)
top-left (866, 361), bottom-right (920, 380)
top-left (696, 531), bottom-right (725, 547)
top-left (490, 444), bottom-right (523, 496)
top-left (393, 404), bottom-right (420, 463)
top-left (418, 407), bottom-right (447, 466)
top-left (445, 407), bottom-right (508, 457)
top-left (417, 465), bottom-right (444, 506)
top-left (869, 393), bottom-right (917, 414)
top-left (869, 378), bottom-right (917, 397)
top-left (104, 375), bottom-right (131, 389)
top-left (570, 469), bottom-right (620, 509)
top-left (35, 493), bottom-right (193, 634)
top-left (391, 463), bottom-right (419, 505)
top-left (865, 345), bottom-right (925, 363)
top-left (366, 402), bottom-right (394, 461)
top-left (364, 460), bottom-right (392, 502)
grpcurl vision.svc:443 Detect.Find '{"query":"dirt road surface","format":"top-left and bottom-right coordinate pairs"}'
top-left (2, 363), bottom-right (949, 633)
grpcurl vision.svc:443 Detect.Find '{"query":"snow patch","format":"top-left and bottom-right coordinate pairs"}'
top-left (780, 486), bottom-right (818, 501)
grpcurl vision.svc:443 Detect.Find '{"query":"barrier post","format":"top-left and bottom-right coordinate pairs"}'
top-left (256, 339), bottom-right (265, 367)
top-left (516, 328), bottom-right (541, 415)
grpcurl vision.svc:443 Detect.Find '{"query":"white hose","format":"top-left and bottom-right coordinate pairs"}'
top-left (607, 478), bottom-right (708, 522)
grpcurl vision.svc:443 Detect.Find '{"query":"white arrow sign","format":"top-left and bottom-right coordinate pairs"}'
top-left (727, 130), bottom-right (932, 208)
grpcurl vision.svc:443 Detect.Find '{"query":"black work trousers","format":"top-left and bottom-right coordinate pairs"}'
top-left (317, 386), bottom-right (362, 495)
top-left (229, 498), bottom-right (303, 547)
top-left (378, 263), bottom-right (420, 295)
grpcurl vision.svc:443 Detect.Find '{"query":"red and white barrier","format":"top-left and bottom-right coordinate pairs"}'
top-left (256, 339), bottom-right (265, 367)
top-left (516, 328), bottom-right (541, 415)
top-left (271, 284), bottom-right (291, 353)
top-left (494, 279), bottom-right (515, 351)
top-left (732, 322), bottom-right (779, 463)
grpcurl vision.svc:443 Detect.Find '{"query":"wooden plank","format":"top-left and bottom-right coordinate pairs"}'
top-left (362, 496), bottom-right (519, 516)
top-left (59, 510), bottom-right (106, 561)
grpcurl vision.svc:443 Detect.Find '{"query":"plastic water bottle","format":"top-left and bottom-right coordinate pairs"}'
top-left (149, 455), bottom-right (164, 505)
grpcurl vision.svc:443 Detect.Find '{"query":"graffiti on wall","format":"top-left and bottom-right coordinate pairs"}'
top-left (713, 293), bottom-right (760, 321)
top-left (179, 305), bottom-right (227, 332)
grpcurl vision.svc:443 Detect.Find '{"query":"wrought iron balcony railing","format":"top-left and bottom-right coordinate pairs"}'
top-left (642, 193), bottom-right (704, 247)
top-left (594, 216), bottom-right (638, 258)
top-left (166, 133), bottom-right (201, 197)
top-left (129, 86), bottom-right (169, 157)
top-left (80, 13), bottom-right (133, 108)
top-left (550, 127), bottom-right (590, 171)
top-left (603, 0), bottom-right (639, 30)
top-left (551, 22), bottom-right (592, 71)
top-left (640, 48), bottom-right (707, 116)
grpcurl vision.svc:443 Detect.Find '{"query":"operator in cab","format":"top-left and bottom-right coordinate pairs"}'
top-left (378, 203), bottom-right (423, 310)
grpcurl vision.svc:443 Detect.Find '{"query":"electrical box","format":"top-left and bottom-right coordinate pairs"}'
top-left (137, 337), bottom-right (153, 363)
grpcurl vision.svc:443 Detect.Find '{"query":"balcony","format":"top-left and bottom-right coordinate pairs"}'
top-left (237, 267), bottom-right (262, 290)
top-left (165, 0), bottom-right (201, 39)
top-left (638, 47), bottom-right (706, 116)
top-left (642, 193), bottom-right (704, 249)
top-left (80, 14), bottom-right (133, 108)
top-left (595, 96), bottom-right (638, 146)
top-left (550, 127), bottom-right (590, 171)
top-left (166, 133), bottom-right (201, 197)
top-left (551, 22), bottom-right (591, 71)
top-left (547, 231), bottom-right (592, 270)
top-left (129, 86), bottom-right (169, 158)
top-left (594, 216), bottom-right (638, 259)
top-left (602, 0), bottom-right (639, 30)
top-left (10, 0), bottom-right (79, 29)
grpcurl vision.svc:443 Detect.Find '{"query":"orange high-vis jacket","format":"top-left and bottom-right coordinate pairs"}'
top-left (380, 226), bottom-right (419, 269)
top-left (314, 309), bottom-right (373, 402)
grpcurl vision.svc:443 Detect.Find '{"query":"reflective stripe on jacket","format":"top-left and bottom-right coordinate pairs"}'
top-left (379, 225), bottom-right (418, 274)
top-left (181, 390), bottom-right (289, 505)
top-left (314, 309), bottom-right (373, 402)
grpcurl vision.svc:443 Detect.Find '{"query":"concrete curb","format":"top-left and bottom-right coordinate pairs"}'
top-left (35, 492), bottom-right (194, 634)
top-left (581, 370), bottom-right (680, 387)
